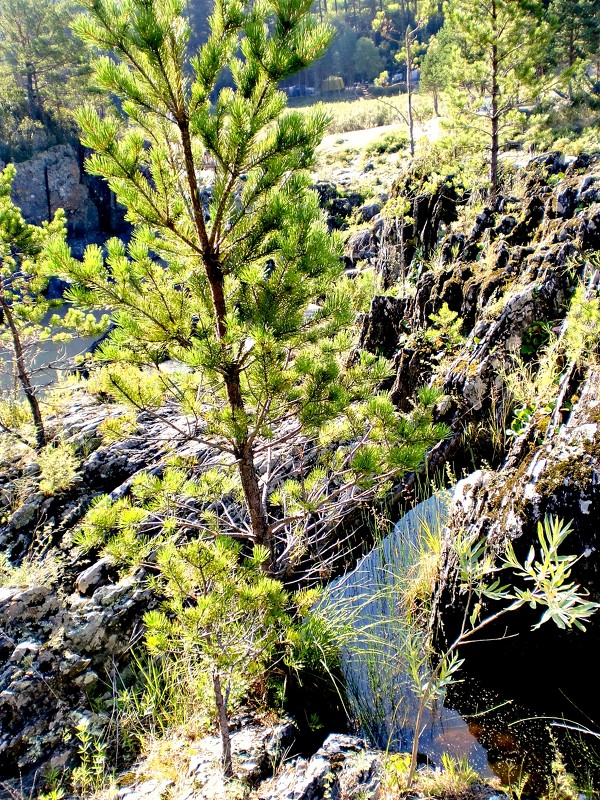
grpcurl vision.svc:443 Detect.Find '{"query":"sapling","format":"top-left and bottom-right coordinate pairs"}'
top-left (0, 164), bottom-right (66, 449)
top-left (144, 538), bottom-right (289, 776)
top-left (49, 0), bottom-right (449, 580)
top-left (405, 515), bottom-right (599, 788)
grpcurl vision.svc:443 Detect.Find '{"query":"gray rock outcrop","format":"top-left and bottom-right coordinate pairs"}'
top-left (11, 145), bottom-right (99, 237)
top-left (256, 735), bottom-right (383, 800)
top-left (0, 575), bottom-right (155, 779)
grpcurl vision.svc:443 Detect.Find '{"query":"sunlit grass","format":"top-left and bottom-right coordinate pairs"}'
top-left (292, 93), bottom-right (437, 135)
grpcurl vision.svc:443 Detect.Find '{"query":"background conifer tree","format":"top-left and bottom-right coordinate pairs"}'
top-left (419, 26), bottom-right (454, 117)
top-left (443, 0), bottom-right (551, 195)
top-left (0, 0), bottom-right (91, 147)
top-left (50, 0), bottom-right (447, 577)
top-left (0, 164), bottom-right (68, 449)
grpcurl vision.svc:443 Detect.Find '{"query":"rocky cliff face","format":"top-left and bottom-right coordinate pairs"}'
top-left (354, 151), bottom-right (600, 784)
top-left (6, 144), bottom-right (128, 250)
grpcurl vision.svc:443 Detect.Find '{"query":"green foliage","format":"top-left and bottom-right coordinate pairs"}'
top-left (443, 0), bottom-right (551, 191)
top-left (0, 398), bottom-right (33, 438)
top-left (70, 721), bottom-right (114, 796)
top-left (364, 130), bottom-right (409, 155)
top-left (117, 649), bottom-right (211, 744)
top-left (285, 587), bottom-right (349, 681)
top-left (419, 26), bottom-right (455, 114)
top-left (520, 320), bottom-right (553, 360)
top-left (96, 411), bottom-right (139, 445)
top-left (502, 516), bottom-right (599, 631)
top-left (50, 307), bottom-right (111, 338)
top-left (505, 275), bottom-right (600, 438)
top-left (0, 550), bottom-right (61, 586)
top-left (73, 466), bottom-right (211, 566)
top-left (388, 750), bottom-right (481, 797)
top-left (424, 302), bottom-right (464, 350)
top-left (507, 403), bottom-right (539, 438)
top-left (353, 37), bottom-right (383, 81)
top-left (0, 163), bottom-right (69, 449)
top-left (144, 538), bottom-right (290, 773)
top-left (410, 129), bottom-right (487, 192)
top-left (48, 0), bottom-right (448, 579)
top-left (145, 539), bottom-right (289, 675)
top-left (562, 282), bottom-right (600, 366)
top-left (37, 441), bottom-right (79, 495)
top-left (0, 0), bottom-right (93, 160)
top-left (548, 0), bottom-right (600, 72)
top-left (399, 514), bottom-right (599, 788)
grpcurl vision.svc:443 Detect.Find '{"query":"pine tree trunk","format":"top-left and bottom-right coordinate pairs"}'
top-left (26, 65), bottom-right (39, 121)
top-left (406, 26), bottom-right (415, 157)
top-left (224, 369), bottom-right (270, 561)
top-left (212, 671), bottom-right (233, 777)
top-left (0, 295), bottom-right (46, 449)
top-left (177, 116), bottom-right (271, 562)
top-left (433, 88), bottom-right (439, 117)
top-left (237, 441), bottom-right (270, 549)
top-left (490, 9), bottom-right (500, 199)
top-left (567, 26), bottom-right (575, 101)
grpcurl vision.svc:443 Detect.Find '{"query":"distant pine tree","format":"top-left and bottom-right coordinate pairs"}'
top-left (444, 0), bottom-right (551, 195)
top-left (0, 0), bottom-right (91, 137)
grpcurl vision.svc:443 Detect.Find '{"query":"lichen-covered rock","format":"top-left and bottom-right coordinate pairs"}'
top-left (256, 735), bottom-right (382, 800)
top-left (0, 574), bottom-right (156, 779)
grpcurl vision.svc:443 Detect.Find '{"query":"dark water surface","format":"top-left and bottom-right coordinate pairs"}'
top-left (0, 305), bottom-right (103, 394)
top-left (324, 493), bottom-right (600, 792)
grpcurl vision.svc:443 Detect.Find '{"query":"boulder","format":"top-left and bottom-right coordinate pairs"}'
top-left (357, 201), bottom-right (381, 223)
top-left (12, 144), bottom-right (99, 237)
top-left (345, 228), bottom-right (375, 265)
top-left (257, 735), bottom-right (382, 800)
top-left (76, 556), bottom-right (115, 596)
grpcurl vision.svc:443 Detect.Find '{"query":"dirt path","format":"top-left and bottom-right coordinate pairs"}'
top-left (317, 116), bottom-right (441, 154)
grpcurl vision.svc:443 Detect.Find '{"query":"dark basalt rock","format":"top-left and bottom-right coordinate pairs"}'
top-left (343, 169), bottom-right (466, 286)
top-left (359, 295), bottom-right (409, 359)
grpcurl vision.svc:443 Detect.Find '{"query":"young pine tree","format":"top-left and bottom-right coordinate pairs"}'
top-left (50, 0), bottom-right (448, 577)
top-left (444, 0), bottom-right (551, 195)
top-left (144, 539), bottom-right (289, 776)
top-left (419, 26), bottom-right (455, 117)
top-left (0, 164), bottom-right (67, 449)
top-left (548, 0), bottom-right (600, 71)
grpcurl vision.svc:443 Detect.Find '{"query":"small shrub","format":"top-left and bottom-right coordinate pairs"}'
top-left (37, 441), bottom-right (79, 496)
top-left (425, 303), bottom-right (464, 350)
top-left (520, 320), bottom-right (553, 360)
top-left (70, 721), bottom-right (114, 796)
top-left (365, 130), bottom-right (409, 156)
